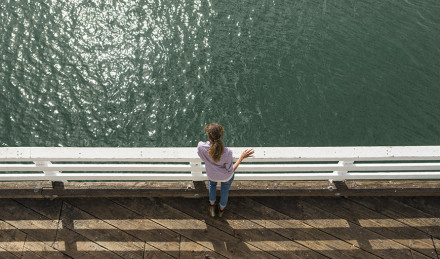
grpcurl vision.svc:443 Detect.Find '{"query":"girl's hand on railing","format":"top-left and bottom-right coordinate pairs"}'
top-left (233, 149), bottom-right (255, 172)
top-left (240, 149), bottom-right (255, 160)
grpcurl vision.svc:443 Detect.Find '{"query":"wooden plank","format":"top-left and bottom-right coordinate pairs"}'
top-left (203, 180), bottom-right (336, 197)
top-left (0, 199), bottom-right (60, 247)
top-left (230, 180), bottom-right (332, 193)
top-left (16, 199), bottom-right (123, 259)
top-left (15, 198), bottom-right (64, 219)
top-left (179, 236), bottom-right (227, 259)
top-left (230, 197), bottom-right (378, 258)
top-left (0, 220), bottom-right (26, 258)
top-left (111, 197), bottom-right (276, 259)
top-left (0, 181), bottom-right (49, 198)
top-left (22, 235), bottom-right (68, 259)
top-left (163, 197), bottom-right (326, 258)
top-left (66, 198), bottom-right (180, 258)
top-left (3, 181), bottom-right (440, 199)
top-left (256, 197), bottom-right (428, 258)
top-left (390, 197), bottom-right (440, 218)
top-left (0, 246), bottom-right (18, 259)
top-left (350, 197), bottom-right (440, 239)
top-left (42, 181), bottom-right (198, 198)
top-left (346, 180), bottom-right (440, 190)
top-left (229, 180), bottom-right (440, 197)
top-left (334, 180), bottom-right (440, 196)
top-left (159, 198), bottom-right (230, 236)
top-left (54, 225), bottom-right (122, 259)
top-left (433, 238), bottom-right (440, 258)
top-left (59, 181), bottom-right (194, 191)
top-left (307, 197), bottom-right (437, 257)
top-left (142, 243), bottom-right (175, 259)
top-left (2, 180), bottom-right (440, 199)
top-left (60, 201), bottom-right (144, 258)
top-left (0, 200), bottom-right (73, 258)
top-left (166, 197), bottom-right (375, 258)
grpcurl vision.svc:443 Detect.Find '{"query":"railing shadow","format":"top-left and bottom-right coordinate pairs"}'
top-left (0, 196), bottom-right (439, 258)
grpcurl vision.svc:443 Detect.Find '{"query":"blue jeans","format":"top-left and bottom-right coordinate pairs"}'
top-left (209, 174), bottom-right (234, 209)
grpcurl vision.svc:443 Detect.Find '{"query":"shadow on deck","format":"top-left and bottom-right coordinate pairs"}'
top-left (0, 195), bottom-right (440, 258)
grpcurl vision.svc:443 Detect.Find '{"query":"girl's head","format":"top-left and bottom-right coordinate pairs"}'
top-left (204, 123), bottom-right (224, 162)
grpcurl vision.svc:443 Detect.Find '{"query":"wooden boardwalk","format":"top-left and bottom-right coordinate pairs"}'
top-left (0, 196), bottom-right (440, 258)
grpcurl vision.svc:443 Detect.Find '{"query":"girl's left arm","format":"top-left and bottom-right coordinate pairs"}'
top-left (233, 149), bottom-right (254, 171)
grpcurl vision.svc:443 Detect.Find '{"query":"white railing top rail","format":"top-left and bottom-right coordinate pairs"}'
top-left (0, 146), bottom-right (440, 182)
top-left (1, 146), bottom-right (440, 162)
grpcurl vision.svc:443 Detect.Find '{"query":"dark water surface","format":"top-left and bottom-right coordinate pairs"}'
top-left (1, 0), bottom-right (440, 147)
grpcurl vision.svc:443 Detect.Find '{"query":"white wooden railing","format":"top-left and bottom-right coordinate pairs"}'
top-left (0, 146), bottom-right (440, 182)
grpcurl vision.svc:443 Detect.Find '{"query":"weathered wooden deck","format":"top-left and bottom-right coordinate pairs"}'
top-left (0, 195), bottom-right (440, 258)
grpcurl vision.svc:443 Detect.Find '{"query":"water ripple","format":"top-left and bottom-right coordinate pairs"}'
top-left (1, 0), bottom-right (439, 147)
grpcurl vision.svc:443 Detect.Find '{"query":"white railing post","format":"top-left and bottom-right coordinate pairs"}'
top-left (190, 162), bottom-right (204, 181)
top-left (34, 161), bottom-right (67, 183)
top-left (333, 161), bottom-right (354, 181)
top-left (330, 160), bottom-right (354, 194)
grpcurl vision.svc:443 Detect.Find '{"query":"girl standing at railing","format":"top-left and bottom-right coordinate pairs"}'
top-left (197, 123), bottom-right (254, 217)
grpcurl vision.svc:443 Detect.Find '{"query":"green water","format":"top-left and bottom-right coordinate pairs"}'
top-left (1, 0), bottom-right (439, 148)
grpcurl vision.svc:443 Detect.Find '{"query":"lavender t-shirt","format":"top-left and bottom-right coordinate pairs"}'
top-left (197, 141), bottom-right (234, 182)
